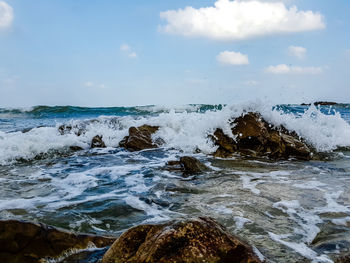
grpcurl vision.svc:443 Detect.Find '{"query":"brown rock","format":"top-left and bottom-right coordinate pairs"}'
top-left (179, 156), bottom-right (209, 175)
top-left (91, 135), bottom-right (106, 148)
top-left (0, 220), bottom-right (116, 263)
top-left (102, 217), bottom-right (262, 263)
top-left (166, 157), bottom-right (209, 175)
top-left (211, 112), bottom-right (311, 160)
top-left (119, 125), bottom-right (160, 151)
top-left (335, 253), bottom-right (350, 263)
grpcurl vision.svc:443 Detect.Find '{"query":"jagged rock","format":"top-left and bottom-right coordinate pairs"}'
top-left (0, 220), bottom-right (115, 263)
top-left (166, 156), bottom-right (209, 175)
top-left (119, 125), bottom-right (160, 151)
top-left (91, 135), bottom-right (106, 148)
top-left (102, 217), bottom-right (262, 263)
top-left (212, 112), bottom-right (311, 160)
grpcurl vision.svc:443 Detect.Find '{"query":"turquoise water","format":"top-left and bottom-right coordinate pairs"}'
top-left (0, 103), bottom-right (349, 262)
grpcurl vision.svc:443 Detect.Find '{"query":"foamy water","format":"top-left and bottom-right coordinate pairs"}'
top-left (0, 102), bottom-right (349, 262)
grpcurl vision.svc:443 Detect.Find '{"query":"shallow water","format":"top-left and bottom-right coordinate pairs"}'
top-left (0, 103), bottom-right (350, 263)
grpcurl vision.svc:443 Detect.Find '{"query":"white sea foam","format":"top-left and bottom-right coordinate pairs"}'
top-left (0, 101), bottom-right (349, 164)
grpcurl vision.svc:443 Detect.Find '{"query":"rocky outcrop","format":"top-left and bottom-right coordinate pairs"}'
top-left (119, 125), bottom-right (161, 151)
top-left (102, 217), bottom-right (262, 263)
top-left (211, 112), bottom-right (311, 160)
top-left (166, 156), bottom-right (209, 175)
top-left (0, 220), bottom-right (116, 263)
top-left (91, 135), bottom-right (106, 148)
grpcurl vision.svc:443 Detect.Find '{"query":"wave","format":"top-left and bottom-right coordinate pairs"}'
top-left (0, 101), bottom-right (349, 164)
top-left (0, 104), bottom-right (225, 119)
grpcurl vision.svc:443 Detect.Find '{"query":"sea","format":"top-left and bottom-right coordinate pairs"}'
top-left (0, 102), bottom-right (350, 263)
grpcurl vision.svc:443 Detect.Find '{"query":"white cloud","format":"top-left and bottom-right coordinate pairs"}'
top-left (265, 64), bottom-right (323, 74)
top-left (159, 0), bottom-right (325, 41)
top-left (0, 1), bottom-right (13, 29)
top-left (217, 51), bottom-right (249, 65)
top-left (120, 44), bottom-right (131, 52)
top-left (289, 45), bottom-right (306, 59)
top-left (120, 44), bottom-right (137, 59)
top-left (128, 52), bottom-right (137, 59)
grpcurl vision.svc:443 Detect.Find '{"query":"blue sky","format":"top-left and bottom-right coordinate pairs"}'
top-left (0, 0), bottom-right (349, 107)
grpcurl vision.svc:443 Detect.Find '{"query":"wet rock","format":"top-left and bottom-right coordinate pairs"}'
top-left (166, 156), bottom-right (209, 175)
top-left (119, 125), bottom-right (160, 151)
top-left (102, 217), bottom-right (262, 263)
top-left (0, 219), bottom-right (116, 263)
top-left (335, 252), bottom-right (350, 263)
top-left (58, 124), bottom-right (85, 136)
top-left (211, 112), bottom-right (311, 160)
top-left (179, 156), bottom-right (209, 174)
top-left (69, 146), bottom-right (84, 152)
top-left (91, 135), bottom-right (106, 148)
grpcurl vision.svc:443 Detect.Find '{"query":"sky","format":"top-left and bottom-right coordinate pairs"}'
top-left (0, 0), bottom-right (349, 107)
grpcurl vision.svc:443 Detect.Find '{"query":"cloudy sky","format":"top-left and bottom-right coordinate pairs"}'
top-left (0, 0), bottom-right (349, 107)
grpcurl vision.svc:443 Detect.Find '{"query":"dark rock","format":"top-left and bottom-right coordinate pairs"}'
top-left (0, 219), bottom-right (116, 263)
top-left (102, 217), bottom-right (262, 263)
top-left (119, 125), bottom-right (160, 151)
top-left (314, 101), bottom-right (338, 106)
top-left (69, 146), bottom-right (84, 152)
top-left (211, 112), bottom-right (311, 160)
top-left (301, 101), bottom-right (338, 106)
top-left (91, 135), bottom-right (106, 148)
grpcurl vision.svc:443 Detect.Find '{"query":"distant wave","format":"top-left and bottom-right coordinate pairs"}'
top-left (0, 104), bottom-right (225, 118)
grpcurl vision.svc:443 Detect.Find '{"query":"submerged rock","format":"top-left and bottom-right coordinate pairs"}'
top-left (212, 112), bottom-right (311, 160)
top-left (91, 135), bottom-right (106, 148)
top-left (102, 217), bottom-right (262, 263)
top-left (166, 156), bottom-right (209, 175)
top-left (58, 124), bottom-right (85, 136)
top-left (0, 219), bottom-right (115, 263)
top-left (119, 125), bottom-right (161, 151)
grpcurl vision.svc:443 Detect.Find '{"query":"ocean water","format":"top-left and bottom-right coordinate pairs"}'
top-left (0, 102), bottom-right (350, 263)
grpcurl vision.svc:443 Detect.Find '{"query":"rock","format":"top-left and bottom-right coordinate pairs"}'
top-left (314, 101), bottom-right (338, 106)
top-left (166, 156), bottom-right (209, 175)
top-left (91, 135), bottom-right (106, 148)
top-left (58, 124), bottom-right (85, 136)
top-left (69, 146), bottom-right (84, 151)
top-left (0, 219), bottom-right (116, 263)
top-left (335, 252), bottom-right (350, 263)
top-left (119, 125), bottom-right (160, 151)
top-left (179, 156), bottom-right (209, 175)
top-left (102, 217), bottom-right (262, 263)
top-left (212, 112), bottom-right (311, 160)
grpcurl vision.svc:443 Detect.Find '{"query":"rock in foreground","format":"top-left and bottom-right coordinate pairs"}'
top-left (119, 125), bottom-right (161, 151)
top-left (212, 112), bottom-right (311, 160)
top-left (0, 220), bottom-right (115, 263)
top-left (102, 217), bottom-right (263, 263)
